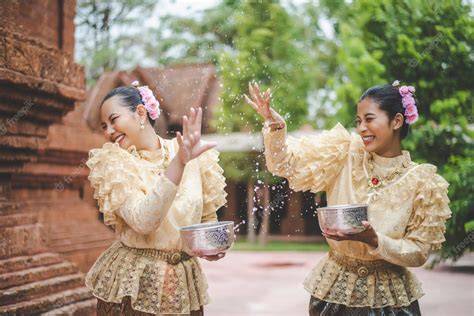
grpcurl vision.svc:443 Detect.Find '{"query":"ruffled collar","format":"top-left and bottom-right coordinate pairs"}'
top-left (369, 150), bottom-right (411, 168)
top-left (126, 136), bottom-right (168, 163)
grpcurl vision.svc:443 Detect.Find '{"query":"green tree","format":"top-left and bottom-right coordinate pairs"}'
top-left (75, 0), bottom-right (156, 85)
top-left (217, 0), bottom-right (313, 133)
top-left (147, 0), bottom-right (240, 65)
top-left (215, 0), bottom-right (322, 244)
top-left (149, 1), bottom-right (337, 128)
top-left (216, 0), bottom-right (318, 185)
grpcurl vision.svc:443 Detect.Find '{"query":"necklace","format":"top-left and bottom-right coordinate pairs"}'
top-left (161, 140), bottom-right (170, 169)
top-left (135, 137), bottom-right (170, 171)
top-left (365, 153), bottom-right (413, 191)
top-left (152, 137), bottom-right (170, 170)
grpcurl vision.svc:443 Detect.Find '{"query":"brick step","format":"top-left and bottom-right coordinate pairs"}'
top-left (0, 213), bottom-right (37, 228)
top-left (0, 261), bottom-right (78, 289)
top-left (0, 273), bottom-right (84, 305)
top-left (0, 253), bottom-right (63, 274)
top-left (0, 224), bottom-right (46, 259)
top-left (0, 287), bottom-right (93, 315)
top-left (41, 298), bottom-right (97, 315)
top-left (0, 203), bottom-right (22, 215)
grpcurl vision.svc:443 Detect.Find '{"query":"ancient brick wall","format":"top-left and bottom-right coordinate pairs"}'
top-left (0, 0), bottom-right (103, 313)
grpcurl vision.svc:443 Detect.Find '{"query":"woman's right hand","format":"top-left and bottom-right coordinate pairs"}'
top-left (244, 82), bottom-right (285, 126)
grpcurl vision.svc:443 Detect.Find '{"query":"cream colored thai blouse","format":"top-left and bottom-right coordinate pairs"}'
top-left (84, 137), bottom-right (227, 314)
top-left (263, 123), bottom-right (451, 308)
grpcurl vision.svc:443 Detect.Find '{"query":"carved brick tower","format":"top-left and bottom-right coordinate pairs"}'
top-left (0, 1), bottom-right (108, 314)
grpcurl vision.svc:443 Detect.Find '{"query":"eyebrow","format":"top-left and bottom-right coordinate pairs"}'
top-left (356, 113), bottom-right (376, 118)
top-left (100, 113), bottom-right (117, 125)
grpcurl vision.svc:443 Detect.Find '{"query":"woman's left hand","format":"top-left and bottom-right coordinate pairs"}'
top-left (200, 253), bottom-right (226, 261)
top-left (176, 107), bottom-right (217, 165)
top-left (165, 107), bottom-right (216, 185)
top-left (322, 221), bottom-right (379, 248)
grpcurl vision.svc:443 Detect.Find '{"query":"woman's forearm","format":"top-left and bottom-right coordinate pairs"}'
top-left (368, 232), bottom-right (430, 267)
top-left (164, 156), bottom-right (186, 185)
top-left (119, 176), bottom-right (178, 234)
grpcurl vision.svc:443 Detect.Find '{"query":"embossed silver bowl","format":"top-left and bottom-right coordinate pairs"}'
top-left (180, 221), bottom-right (235, 256)
top-left (317, 204), bottom-right (368, 235)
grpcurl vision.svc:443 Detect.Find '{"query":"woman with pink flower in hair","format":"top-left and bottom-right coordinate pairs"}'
top-left (84, 82), bottom-right (227, 315)
top-left (246, 81), bottom-right (451, 315)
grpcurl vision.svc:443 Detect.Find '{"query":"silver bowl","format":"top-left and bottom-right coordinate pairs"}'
top-left (180, 221), bottom-right (235, 256)
top-left (317, 204), bottom-right (368, 235)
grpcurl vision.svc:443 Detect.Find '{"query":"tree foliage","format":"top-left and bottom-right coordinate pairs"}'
top-left (75, 0), bottom-right (156, 85)
top-left (214, 0), bottom-right (319, 182)
top-left (217, 0), bottom-right (312, 133)
top-left (147, 0), bottom-right (240, 65)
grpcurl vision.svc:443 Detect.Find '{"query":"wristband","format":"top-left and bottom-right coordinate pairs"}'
top-left (264, 120), bottom-right (285, 131)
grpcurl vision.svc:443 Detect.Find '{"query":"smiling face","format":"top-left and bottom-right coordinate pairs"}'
top-left (356, 97), bottom-right (404, 156)
top-left (100, 95), bottom-right (146, 149)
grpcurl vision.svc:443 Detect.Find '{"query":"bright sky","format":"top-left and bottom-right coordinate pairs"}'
top-left (147, 0), bottom-right (220, 26)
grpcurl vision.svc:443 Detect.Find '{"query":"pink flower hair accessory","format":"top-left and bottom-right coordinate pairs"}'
top-left (131, 80), bottom-right (161, 120)
top-left (392, 80), bottom-right (418, 125)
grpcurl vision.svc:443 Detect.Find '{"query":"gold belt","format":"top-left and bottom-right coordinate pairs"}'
top-left (328, 250), bottom-right (402, 278)
top-left (119, 242), bottom-right (192, 265)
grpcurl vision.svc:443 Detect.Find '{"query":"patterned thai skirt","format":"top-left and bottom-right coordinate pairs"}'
top-left (309, 296), bottom-right (421, 316)
top-left (97, 296), bottom-right (204, 316)
top-left (304, 250), bottom-right (424, 315)
top-left (86, 241), bottom-right (209, 315)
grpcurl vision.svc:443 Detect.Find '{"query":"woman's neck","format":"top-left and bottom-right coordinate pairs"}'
top-left (136, 126), bottom-right (161, 151)
top-left (374, 142), bottom-right (403, 158)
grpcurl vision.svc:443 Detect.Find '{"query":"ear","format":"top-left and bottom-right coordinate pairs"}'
top-left (135, 104), bottom-right (147, 123)
top-left (392, 113), bottom-right (405, 130)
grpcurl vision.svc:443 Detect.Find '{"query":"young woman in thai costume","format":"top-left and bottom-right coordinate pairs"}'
top-left (245, 81), bottom-right (451, 315)
top-left (85, 82), bottom-right (227, 315)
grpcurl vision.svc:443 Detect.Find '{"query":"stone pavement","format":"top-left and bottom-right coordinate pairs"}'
top-left (200, 251), bottom-right (474, 316)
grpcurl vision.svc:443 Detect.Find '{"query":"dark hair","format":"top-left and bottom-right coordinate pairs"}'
top-left (101, 86), bottom-right (156, 125)
top-left (359, 84), bottom-right (414, 140)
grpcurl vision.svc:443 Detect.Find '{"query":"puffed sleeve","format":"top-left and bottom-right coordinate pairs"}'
top-left (368, 165), bottom-right (452, 267)
top-left (86, 143), bottom-right (178, 235)
top-left (262, 122), bottom-right (352, 193)
top-left (197, 148), bottom-right (227, 223)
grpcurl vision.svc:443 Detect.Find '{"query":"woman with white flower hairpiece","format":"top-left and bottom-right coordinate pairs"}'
top-left (85, 81), bottom-right (227, 315)
top-left (245, 80), bottom-right (451, 315)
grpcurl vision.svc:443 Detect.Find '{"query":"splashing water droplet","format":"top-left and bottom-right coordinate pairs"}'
top-left (233, 220), bottom-right (246, 231)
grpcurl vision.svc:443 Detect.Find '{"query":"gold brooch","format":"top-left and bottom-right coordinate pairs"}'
top-left (357, 266), bottom-right (369, 277)
top-left (170, 253), bottom-right (182, 265)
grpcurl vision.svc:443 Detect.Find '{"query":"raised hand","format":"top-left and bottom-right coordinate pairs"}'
top-left (176, 107), bottom-right (216, 165)
top-left (244, 82), bottom-right (284, 125)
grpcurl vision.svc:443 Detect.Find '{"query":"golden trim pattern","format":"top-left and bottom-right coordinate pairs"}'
top-left (119, 242), bottom-right (192, 265)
